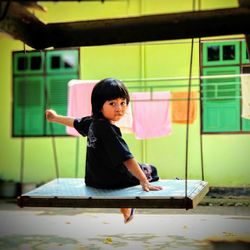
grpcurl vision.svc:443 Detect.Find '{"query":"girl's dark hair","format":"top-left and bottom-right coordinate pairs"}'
top-left (91, 78), bottom-right (130, 119)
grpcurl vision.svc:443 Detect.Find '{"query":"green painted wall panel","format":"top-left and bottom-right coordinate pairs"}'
top-left (81, 45), bottom-right (141, 80)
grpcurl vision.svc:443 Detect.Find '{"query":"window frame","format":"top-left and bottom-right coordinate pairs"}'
top-left (242, 41), bottom-right (250, 64)
top-left (201, 39), bottom-right (250, 134)
top-left (12, 48), bottom-right (80, 137)
top-left (202, 40), bottom-right (240, 66)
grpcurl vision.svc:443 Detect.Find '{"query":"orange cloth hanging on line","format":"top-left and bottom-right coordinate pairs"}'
top-left (171, 91), bottom-right (197, 124)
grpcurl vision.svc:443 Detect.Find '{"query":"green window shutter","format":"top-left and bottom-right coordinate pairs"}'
top-left (202, 41), bottom-right (240, 66)
top-left (242, 41), bottom-right (250, 64)
top-left (13, 51), bottom-right (45, 75)
top-left (202, 67), bottom-right (241, 132)
top-left (45, 74), bottom-right (78, 135)
top-left (242, 118), bottom-right (250, 131)
top-left (46, 50), bottom-right (79, 74)
top-left (13, 76), bottom-right (44, 136)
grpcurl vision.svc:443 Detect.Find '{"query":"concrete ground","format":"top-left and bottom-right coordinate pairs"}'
top-left (0, 199), bottom-right (250, 250)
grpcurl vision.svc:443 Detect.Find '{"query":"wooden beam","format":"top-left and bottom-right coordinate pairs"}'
top-left (1, 5), bottom-right (250, 49)
top-left (238, 0), bottom-right (250, 7)
top-left (0, 2), bottom-right (48, 49)
top-left (46, 7), bottom-right (250, 48)
top-left (238, 0), bottom-right (250, 64)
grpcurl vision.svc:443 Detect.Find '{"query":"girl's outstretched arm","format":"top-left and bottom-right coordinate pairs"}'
top-left (45, 109), bottom-right (75, 127)
top-left (123, 158), bottom-right (162, 192)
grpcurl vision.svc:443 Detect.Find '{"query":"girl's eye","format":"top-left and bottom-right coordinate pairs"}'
top-left (108, 100), bottom-right (127, 107)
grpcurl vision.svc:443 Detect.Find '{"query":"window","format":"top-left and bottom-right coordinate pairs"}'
top-left (46, 50), bottom-right (79, 74)
top-left (12, 49), bottom-right (80, 137)
top-left (202, 41), bottom-right (240, 66)
top-left (201, 39), bottom-right (250, 134)
top-left (202, 67), bottom-right (241, 132)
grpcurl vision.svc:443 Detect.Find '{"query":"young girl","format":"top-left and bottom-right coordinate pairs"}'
top-left (46, 78), bottom-right (162, 223)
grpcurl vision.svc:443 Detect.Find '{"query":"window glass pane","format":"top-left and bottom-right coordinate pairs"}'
top-left (18, 57), bottom-right (28, 71)
top-left (31, 56), bottom-right (42, 70)
top-left (51, 56), bottom-right (61, 69)
top-left (243, 66), bottom-right (250, 74)
top-left (223, 45), bottom-right (235, 60)
top-left (207, 46), bottom-right (220, 61)
top-left (63, 54), bottom-right (75, 68)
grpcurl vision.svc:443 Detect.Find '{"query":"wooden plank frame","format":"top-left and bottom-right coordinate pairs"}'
top-left (17, 178), bottom-right (209, 209)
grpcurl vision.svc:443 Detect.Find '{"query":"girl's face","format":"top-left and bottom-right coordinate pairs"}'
top-left (101, 98), bottom-right (127, 123)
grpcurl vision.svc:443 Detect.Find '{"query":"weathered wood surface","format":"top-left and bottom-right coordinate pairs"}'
top-left (1, 3), bottom-right (250, 50)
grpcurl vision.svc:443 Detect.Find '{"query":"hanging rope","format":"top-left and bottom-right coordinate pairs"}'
top-left (198, 0), bottom-right (205, 181)
top-left (43, 51), bottom-right (60, 179)
top-left (19, 43), bottom-right (27, 195)
top-left (75, 137), bottom-right (80, 178)
top-left (0, 0), bottom-right (11, 21)
top-left (184, 0), bottom-right (196, 210)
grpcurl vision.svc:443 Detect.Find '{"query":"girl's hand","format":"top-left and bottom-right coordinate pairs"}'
top-left (140, 181), bottom-right (162, 192)
top-left (45, 109), bottom-right (57, 122)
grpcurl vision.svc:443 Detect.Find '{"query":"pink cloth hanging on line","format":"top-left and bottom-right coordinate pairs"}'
top-left (131, 91), bottom-right (172, 139)
top-left (67, 80), bottom-right (98, 136)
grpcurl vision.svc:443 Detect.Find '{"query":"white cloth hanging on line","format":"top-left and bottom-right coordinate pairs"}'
top-left (115, 103), bottom-right (133, 133)
top-left (241, 75), bottom-right (250, 119)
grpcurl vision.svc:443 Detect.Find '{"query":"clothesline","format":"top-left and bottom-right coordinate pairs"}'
top-left (66, 77), bottom-right (250, 139)
top-left (69, 82), bottom-right (241, 90)
top-left (123, 73), bottom-right (250, 83)
top-left (130, 96), bottom-right (242, 102)
top-left (127, 82), bottom-right (241, 90)
top-left (67, 75), bottom-right (249, 88)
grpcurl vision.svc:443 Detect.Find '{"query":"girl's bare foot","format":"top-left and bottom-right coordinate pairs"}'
top-left (120, 208), bottom-right (135, 223)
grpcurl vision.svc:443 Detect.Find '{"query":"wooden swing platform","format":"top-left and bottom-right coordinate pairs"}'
top-left (17, 178), bottom-right (208, 209)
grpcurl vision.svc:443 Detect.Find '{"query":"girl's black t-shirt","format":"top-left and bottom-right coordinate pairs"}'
top-left (74, 116), bottom-right (139, 188)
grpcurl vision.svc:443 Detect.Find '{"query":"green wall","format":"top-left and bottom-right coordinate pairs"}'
top-left (1, 0), bottom-right (249, 187)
